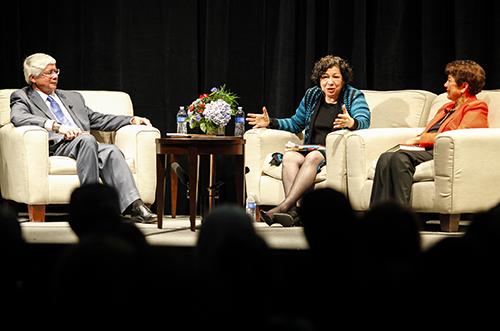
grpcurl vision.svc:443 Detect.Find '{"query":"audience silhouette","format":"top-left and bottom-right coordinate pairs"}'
top-left (419, 203), bottom-right (500, 324)
top-left (51, 234), bottom-right (144, 324)
top-left (300, 187), bottom-right (356, 256)
top-left (195, 204), bottom-right (272, 330)
top-left (7, 182), bottom-right (500, 328)
top-left (0, 202), bottom-right (26, 322)
top-left (69, 183), bottom-right (122, 236)
top-left (352, 201), bottom-right (422, 324)
top-left (47, 183), bottom-right (153, 325)
top-left (69, 183), bottom-right (148, 249)
top-left (298, 187), bottom-right (357, 330)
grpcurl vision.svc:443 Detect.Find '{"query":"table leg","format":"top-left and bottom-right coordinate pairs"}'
top-left (170, 154), bottom-right (178, 218)
top-left (209, 154), bottom-right (215, 210)
top-left (188, 148), bottom-right (198, 231)
top-left (156, 153), bottom-right (166, 229)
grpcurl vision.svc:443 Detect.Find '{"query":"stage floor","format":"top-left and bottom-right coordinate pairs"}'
top-left (19, 214), bottom-right (463, 250)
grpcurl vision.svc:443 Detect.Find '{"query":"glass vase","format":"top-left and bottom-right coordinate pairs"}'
top-left (206, 125), bottom-right (225, 136)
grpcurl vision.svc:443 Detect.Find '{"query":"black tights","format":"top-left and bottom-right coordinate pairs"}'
top-left (268, 150), bottom-right (324, 216)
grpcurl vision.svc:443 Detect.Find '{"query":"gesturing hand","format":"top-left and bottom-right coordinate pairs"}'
top-left (333, 105), bottom-right (354, 129)
top-left (246, 106), bottom-right (270, 128)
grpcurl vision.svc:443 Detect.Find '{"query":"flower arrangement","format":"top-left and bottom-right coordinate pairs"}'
top-left (186, 85), bottom-right (239, 134)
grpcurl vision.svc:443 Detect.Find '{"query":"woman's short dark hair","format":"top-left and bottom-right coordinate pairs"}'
top-left (445, 60), bottom-right (486, 96)
top-left (310, 55), bottom-right (353, 86)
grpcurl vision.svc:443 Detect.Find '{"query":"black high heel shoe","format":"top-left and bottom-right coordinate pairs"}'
top-left (272, 213), bottom-right (295, 227)
top-left (272, 208), bottom-right (300, 227)
top-left (259, 210), bottom-right (274, 226)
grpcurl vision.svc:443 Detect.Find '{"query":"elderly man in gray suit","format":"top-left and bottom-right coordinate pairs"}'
top-left (10, 53), bottom-right (156, 223)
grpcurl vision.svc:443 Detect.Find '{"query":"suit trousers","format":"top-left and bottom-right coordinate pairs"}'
top-left (370, 150), bottom-right (433, 208)
top-left (53, 134), bottom-right (140, 213)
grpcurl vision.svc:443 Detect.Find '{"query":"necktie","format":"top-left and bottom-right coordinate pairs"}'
top-left (47, 95), bottom-right (72, 126)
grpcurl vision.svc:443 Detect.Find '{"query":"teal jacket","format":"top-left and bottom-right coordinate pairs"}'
top-left (272, 85), bottom-right (370, 143)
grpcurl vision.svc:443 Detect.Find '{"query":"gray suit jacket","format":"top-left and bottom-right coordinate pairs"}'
top-left (10, 86), bottom-right (132, 151)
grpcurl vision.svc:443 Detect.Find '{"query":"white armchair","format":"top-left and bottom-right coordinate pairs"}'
top-left (344, 90), bottom-right (500, 231)
top-left (0, 89), bottom-right (160, 221)
top-left (245, 89), bottom-right (437, 207)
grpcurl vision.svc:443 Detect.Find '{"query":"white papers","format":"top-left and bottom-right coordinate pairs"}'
top-left (284, 141), bottom-right (326, 152)
top-left (387, 144), bottom-right (425, 152)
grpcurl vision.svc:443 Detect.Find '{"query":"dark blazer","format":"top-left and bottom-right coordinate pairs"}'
top-left (10, 86), bottom-right (133, 150)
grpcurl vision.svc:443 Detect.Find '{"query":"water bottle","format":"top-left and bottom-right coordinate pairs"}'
top-left (234, 106), bottom-right (245, 137)
top-left (176, 106), bottom-right (187, 134)
top-left (245, 192), bottom-right (256, 221)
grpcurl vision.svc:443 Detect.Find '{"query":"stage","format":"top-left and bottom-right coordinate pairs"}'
top-left (20, 214), bottom-right (462, 250)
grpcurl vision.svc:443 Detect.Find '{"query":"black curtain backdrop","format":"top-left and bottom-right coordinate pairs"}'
top-left (1, 0), bottom-right (499, 214)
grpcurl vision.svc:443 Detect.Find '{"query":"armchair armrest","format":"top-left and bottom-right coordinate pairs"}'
top-left (0, 123), bottom-right (50, 203)
top-left (243, 128), bottom-right (302, 204)
top-left (434, 128), bottom-right (500, 214)
top-left (345, 127), bottom-right (422, 209)
top-left (325, 130), bottom-right (351, 193)
top-left (346, 128), bottom-right (423, 178)
top-left (114, 124), bottom-right (161, 204)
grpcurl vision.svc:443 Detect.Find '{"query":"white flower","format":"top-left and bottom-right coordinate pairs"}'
top-left (204, 99), bottom-right (232, 126)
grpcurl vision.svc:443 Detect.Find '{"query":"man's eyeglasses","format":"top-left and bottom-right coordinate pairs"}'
top-left (40, 69), bottom-right (61, 77)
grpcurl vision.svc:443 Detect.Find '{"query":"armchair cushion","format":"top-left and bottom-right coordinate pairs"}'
top-left (48, 156), bottom-right (77, 175)
top-left (48, 156), bottom-right (135, 175)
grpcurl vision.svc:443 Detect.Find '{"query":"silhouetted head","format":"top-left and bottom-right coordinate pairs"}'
top-left (196, 204), bottom-right (269, 272)
top-left (195, 204), bottom-right (271, 329)
top-left (357, 201), bottom-right (421, 261)
top-left (299, 188), bottom-right (356, 253)
top-left (69, 184), bottom-right (122, 239)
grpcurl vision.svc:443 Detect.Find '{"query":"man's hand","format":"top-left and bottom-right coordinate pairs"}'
top-left (58, 125), bottom-right (85, 140)
top-left (246, 106), bottom-right (270, 128)
top-left (131, 116), bottom-right (152, 126)
top-left (333, 105), bottom-right (354, 129)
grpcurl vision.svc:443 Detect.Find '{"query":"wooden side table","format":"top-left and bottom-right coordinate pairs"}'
top-left (155, 134), bottom-right (245, 231)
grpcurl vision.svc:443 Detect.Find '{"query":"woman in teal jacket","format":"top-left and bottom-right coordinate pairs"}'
top-left (247, 55), bottom-right (370, 226)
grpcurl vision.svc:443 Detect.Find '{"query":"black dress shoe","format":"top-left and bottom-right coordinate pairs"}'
top-left (130, 204), bottom-right (157, 224)
top-left (259, 210), bottom-right (274, 226)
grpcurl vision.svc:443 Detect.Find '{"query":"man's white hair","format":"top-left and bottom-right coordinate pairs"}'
top-left (23, 53), bottom-right (56, 85)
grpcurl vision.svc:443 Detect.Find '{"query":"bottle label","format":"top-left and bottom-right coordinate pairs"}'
top-left (177, 116), bottom-right (186, 123)
top-left (235, 117), bottom-right (245, 124)
top-left (246, 202), bottom-right (256, 209)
